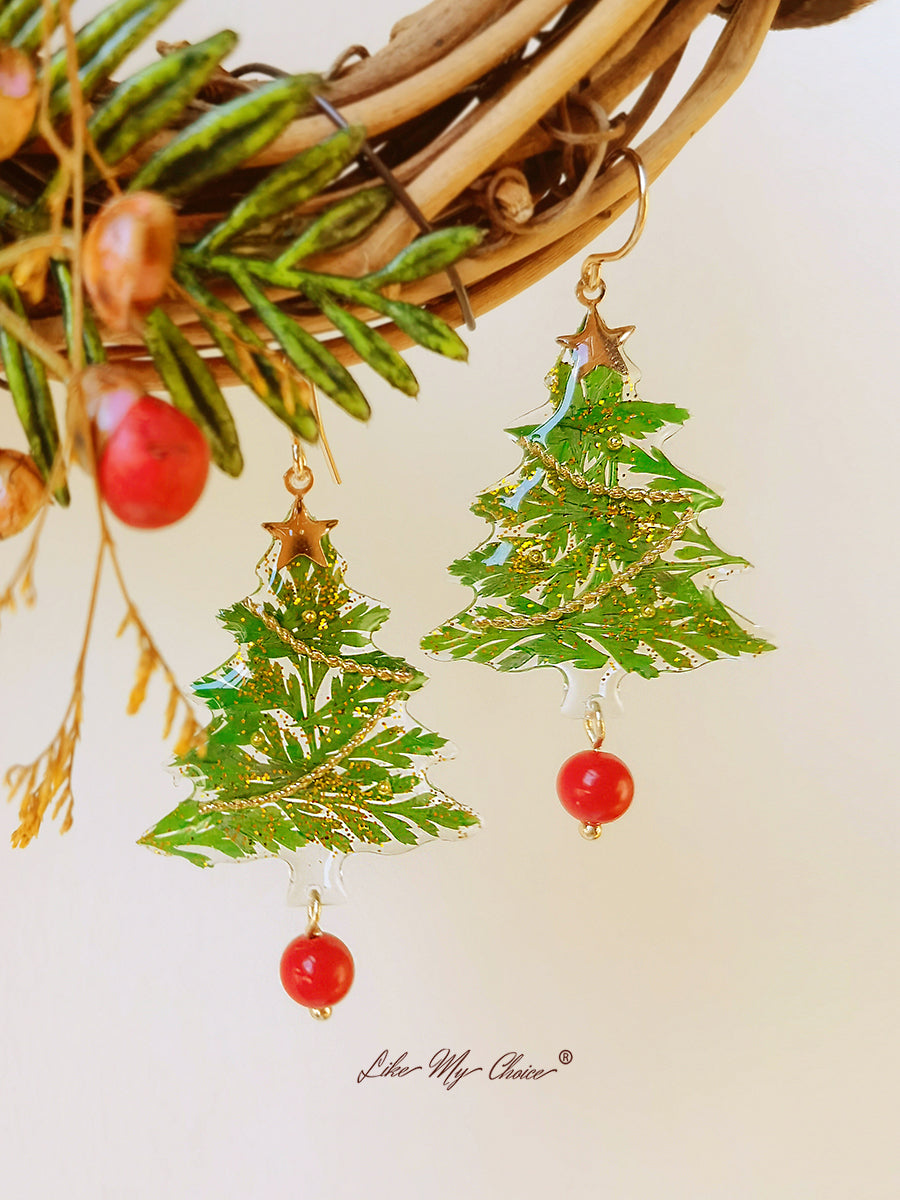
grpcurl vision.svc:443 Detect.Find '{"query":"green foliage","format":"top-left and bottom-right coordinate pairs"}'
top-left (51, 261), bottom-right (106, 365)
top-left (143, 308), bottom-right (243, 475)
top-left (41, 0), bottom-right (185, 121)
top-left (0, 0), bottom-right (484, 482)
top-left (0, 275), bottom-right (68, 504)
top-left (185, 225), bottom-right (479, 418)
top-left (423, 352), bottom-right (773, 678)
top-left (139, 534), bottom-right (478, 866)
top-left (226, 269), bottom-right (371, 420)
top-left (306, 284), bottom-right (418, 397)
top-left (86, 30), bottom-right (239, 172)
top-left (172, 263), bottom-right (319, 442)
top-left (276, 186), bottom-right (393, 268)
top-left (7, 1), bottom-right (61, 54)
top-left (197, 124), bottom-right (366, 254)
top-left (0, 0), bottom-right (45, 43)
top-left (363, 228), bottom-right (485, 287)
top-left (128, 72), bottom-right (316, 197)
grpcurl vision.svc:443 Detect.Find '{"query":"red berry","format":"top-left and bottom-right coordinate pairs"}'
top-left (280, 932), bottom-right (354, 1011)
top-left (79, 364), bottom-right (145, 465)
top-left (98, 395), bottom-right (209, 528)
top-left (556, 748), bottom-right (634, 826)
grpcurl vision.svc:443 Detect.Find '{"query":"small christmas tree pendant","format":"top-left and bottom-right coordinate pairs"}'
top-left (140, 454), bottom-right (479, 1016)
top-left (422, 150), bottom-right (773, 837)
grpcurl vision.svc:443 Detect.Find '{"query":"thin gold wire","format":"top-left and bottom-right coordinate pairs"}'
top-left (516, 437), bottom-right (692, 504)
top-left (470, 440), bottom-right (696, 631)
top-left (196, 693), bottom-right (401, 814)
top-left (470, 504), bottom-right (694, 630)
top-left (244, 599), bottom-right (416, 684)
top-left (195, 591), bottom-right (415, 814)
top-left (305, 886), bottom-right (333, 1019)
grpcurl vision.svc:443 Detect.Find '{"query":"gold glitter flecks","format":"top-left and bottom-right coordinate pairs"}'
top-left (472, 506), bottom-right (696, 631)
top-left (196, 694), bottom-right (404, 815)
top-left (244, 600), bottom-right (415, 684)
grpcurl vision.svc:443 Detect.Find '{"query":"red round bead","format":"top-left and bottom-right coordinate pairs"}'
top-left (556, 748), bottom-right (634, 825)
top-left (280, 931), bottom-right (354, 1010)
top-left (98, 395), bottom-right (210, 528)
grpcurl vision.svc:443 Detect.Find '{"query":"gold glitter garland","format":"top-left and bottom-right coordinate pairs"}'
top-left (194, 600), bottom-right (417, 815)
top-left (515, 437), bottom-right (693, 505)
top-left (197, 694), bottom-right (401, 815)
top-left (470, 438), bottom-right (696, 631)
top-left (244, 599), bottom-right (416, 684)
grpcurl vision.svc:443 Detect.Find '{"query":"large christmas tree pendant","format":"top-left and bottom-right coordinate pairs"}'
top-left (422, 153), bottom-right (772, 835)
top-left (141, 455), bottom-right (479, 1015)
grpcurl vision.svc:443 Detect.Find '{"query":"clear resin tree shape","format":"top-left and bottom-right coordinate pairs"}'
top-left (422, 302), bottom-right (774, 696)
top-left (140, 491), bottom-right (479, 875)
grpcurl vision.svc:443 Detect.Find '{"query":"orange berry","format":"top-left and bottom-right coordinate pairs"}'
top-left (0, 44), bottom-right (38, 161)
top-left (83, 192), bottom-right (177, 331)
top-left (0, 449), bottom-right (45, 539)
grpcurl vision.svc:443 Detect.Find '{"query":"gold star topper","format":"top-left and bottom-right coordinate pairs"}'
top-left (557, 304), bottom-right (635, 381)
top-left (263, 501), bottom-right (338, 571)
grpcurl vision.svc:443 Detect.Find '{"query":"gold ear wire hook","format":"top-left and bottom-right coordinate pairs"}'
top-left (577, 149), bottom-right (648, 304)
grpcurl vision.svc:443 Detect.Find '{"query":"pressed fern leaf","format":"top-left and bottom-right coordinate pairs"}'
top-left (139, 530), bottom-right (479, 866)
top-left (423, 343), bottom-right (774, 680)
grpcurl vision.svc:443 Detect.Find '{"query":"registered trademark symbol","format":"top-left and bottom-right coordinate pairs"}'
top-left (558, 1049), bottom-right (573, 1065)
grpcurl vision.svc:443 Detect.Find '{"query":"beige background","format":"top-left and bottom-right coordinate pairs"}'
top-left (1, 3), bottom-right (898, 1197)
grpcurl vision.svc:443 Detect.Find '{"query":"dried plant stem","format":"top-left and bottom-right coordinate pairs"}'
top-left (5, 498), bottom-right (203, 843)
top-left (58, 0), bottom-right (86, 380)
top-left (4, 1), bottom-right (201, 845)
top-left (325, 0), bottom-right (514, 105)
top-left (24, 0), bottom-right (780, 384)
top-left (6, 534), bottom-right (103, 846)
top-left (24, 0), bottom-right (784, 376)
top-left (0, 233), bottom-right (73, 276)
top-left (97, 0), bottom-right (779, 390)
top-left (108, 540), bottom-right (203, 758)
top-left (0, 503), bottom-right (48, 622)
top-left (9, 0), bottom-right (858, 376)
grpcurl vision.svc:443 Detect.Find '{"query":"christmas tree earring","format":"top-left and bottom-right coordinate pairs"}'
top-left (423, 150), bottom-right (773, 838)
top-left (141, 440), bottom-right (479, 1018)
